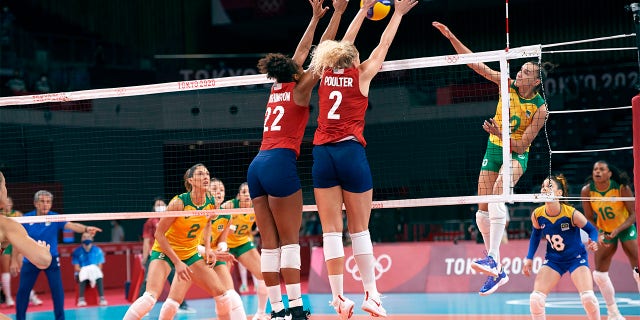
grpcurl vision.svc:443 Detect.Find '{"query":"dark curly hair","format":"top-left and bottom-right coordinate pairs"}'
top-left (257, 53), bottom-right (300, 83)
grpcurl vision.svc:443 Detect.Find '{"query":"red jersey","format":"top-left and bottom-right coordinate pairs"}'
top-left (142, 218), bottom-right (160, 243)
top-left (314, 67), bottom-right (368, 146)
top-left (260, 82), bottom-right (310, 157)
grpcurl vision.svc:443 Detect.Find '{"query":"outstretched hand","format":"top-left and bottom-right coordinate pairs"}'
top-left (361, 0), bottom-right (377, 10)
top-left (310, 0), bottom-right (329, 19)
top-left (394, 0), bottom-right (418, 16)
top-left (432, 21), bottom-right (453, 39)
top-left (333, 0), bottom-right (349, 14)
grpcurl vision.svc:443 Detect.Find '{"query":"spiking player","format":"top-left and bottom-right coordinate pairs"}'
top-left (433, 21), bottom-right (552, 295)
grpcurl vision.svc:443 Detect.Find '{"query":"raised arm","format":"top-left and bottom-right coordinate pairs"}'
top-left (292, 0), bottom-right (329, 66)
top-left (432, 21), bottom-right (501, 85)
top-left (318, 0), bottom-right (348, 43)
top-left (342, 0), bottom-right (376, 43)
top-left (359, 0), bottom-right (418, 88)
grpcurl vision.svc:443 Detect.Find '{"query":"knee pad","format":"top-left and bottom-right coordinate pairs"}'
top-left (475, 210), bottom-right (490, 234)
top-left (126, 292), bottom-right (157, 319)
top-left (488, 203), bottom-right (507, 224)
top-left (580, 290), bottom-right (599, 314)
top-left (158, 298), bottom-right (180, 320)
top-left (323, 232), bottom-right (344, 261)
top-left (350, 230), bottom-right (373, 256)
top-left (280, 244), bottom-right (301, 270)
top-left (529, 291), bottom-right (546, 316)
top-left (592, 271), bottom-right (610, 286)
top-left (215, 290), bottom-right (236, 316)
top-left (261, 248), bottom-right (281, 273)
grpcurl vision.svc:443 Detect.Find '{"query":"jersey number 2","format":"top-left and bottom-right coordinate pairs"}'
top-left (327, 91), bottom-right (342, 120)
top-left (264, 106), bottom-right (285, 132)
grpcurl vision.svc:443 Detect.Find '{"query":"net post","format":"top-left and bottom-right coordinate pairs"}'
top-left (628, 2), bottom-right (640, 270)
top-left (499, 57), bottom-right (512, 200)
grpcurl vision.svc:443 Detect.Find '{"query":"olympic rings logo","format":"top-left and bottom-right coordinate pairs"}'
top-left (345, 254), bottom-right (392, 281)
top-left (445, 55), bottom-right (459, 64)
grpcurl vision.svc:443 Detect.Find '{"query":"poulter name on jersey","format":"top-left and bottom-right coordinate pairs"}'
top-left (324, 76), bottom-right (353, 87)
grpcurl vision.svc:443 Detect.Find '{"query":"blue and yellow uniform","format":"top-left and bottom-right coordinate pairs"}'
top-left (225, 199), bottom-right (257, 258)
top-left (531, 204), bottom-right (589, 275)
top-left (150, 192), bottom-right (214, 267)
top-left (482, 81), bottom-right (545, 172)
top-left (587, 180), bottom-right (637, 243)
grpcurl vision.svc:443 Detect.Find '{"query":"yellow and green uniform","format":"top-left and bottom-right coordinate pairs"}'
top-left (225, 199), bottom-right (256, 257)
top-left (151, 192), bottom-right (214, 265)
top-left (587, 180), bottom-right (636, 243)
top-left (481, 81), bottom-right (545, 173)
top-left (489, 81), bottom-right (545, 152)
top-left (203, 214), bottom-right (231, 266)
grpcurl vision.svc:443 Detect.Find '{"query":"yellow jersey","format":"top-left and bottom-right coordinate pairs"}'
top-left (152, 192), bottom-right (215, 260)
top-left (587, 180), bottom-right (630, 233)
top-left (489, 82), bottom-right (545, 152)
top-left (225, 199), bottom-right (256, 248)
top-left (205, 214), bottom-right (231, 247)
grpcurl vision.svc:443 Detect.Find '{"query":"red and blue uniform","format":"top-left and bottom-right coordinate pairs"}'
top-left (248, 81), bottom-right (309, 198)
top-left (312, 67), bottom-right (372, 192)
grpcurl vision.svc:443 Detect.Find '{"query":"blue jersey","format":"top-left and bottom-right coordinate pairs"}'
top-left (71, 245), bottom-right (105, 268)
top-left (22, 210), bottom-right (66, 257)
top-left (532, 204), bottom-right (587, 262)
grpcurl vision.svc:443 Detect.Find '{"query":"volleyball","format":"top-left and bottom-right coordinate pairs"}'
top-left (361, 0), bottom-right (391, 21)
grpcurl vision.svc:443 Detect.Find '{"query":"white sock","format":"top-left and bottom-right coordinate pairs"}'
top-left (488, 203), bottom-right (507, 265)
top-left (255, 279), bottom-right (267, 314)
top-left (266, 285), bottom-right (284, 312)
top-left (286, 283), bottom-right (303, 308)
top-left (328, 274), bottom-right (343, 298)
top-left (2, 272), bottom-right (11, 301)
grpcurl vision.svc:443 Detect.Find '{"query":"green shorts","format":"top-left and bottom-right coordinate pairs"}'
top-left (481, 141), bottom-right (528, 173)
top-left (602, 224), bottom-right (638, 244)
top-left (2, 244), bottom-right (12, 255)
top-left (149, 250), bottom-right (202, 269)
top-left (229, 241), bottom-right (255, 258)
top-left (213, 260), bottom-right (226, 267)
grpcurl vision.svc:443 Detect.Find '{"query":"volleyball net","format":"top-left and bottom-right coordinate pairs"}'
top-left (0, 36), bottom-right (637, 227)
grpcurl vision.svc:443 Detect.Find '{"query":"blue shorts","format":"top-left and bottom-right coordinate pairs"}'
top-left (544, 255), bottom-right (589, 275)
top-left (312, 140), bottom-right (372, 193)
top-left (247, 148), bottom-right (301, 198)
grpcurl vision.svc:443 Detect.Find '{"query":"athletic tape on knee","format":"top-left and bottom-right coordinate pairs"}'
top-left (350, 230), bottom-right (373, 256)
top-left (158, 298), bottom-right (180, 320)
top-left (260, 248), bottom-right (281, 273)
top-left (529, 291), bottom-right (546, 316)
top-left (280, 244), bottom-right (301, 270)
top-left (488, 202), bottom-right (507, 223)
top-left (580, 290), bottom-right (599, 315)
top-left (323, 232), bottom-right (344, 261)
